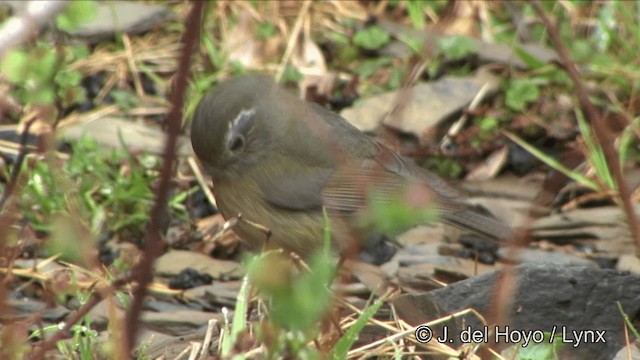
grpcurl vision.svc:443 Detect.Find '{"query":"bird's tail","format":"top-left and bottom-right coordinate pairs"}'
top-left (442, 209), bottom-right (514, 242)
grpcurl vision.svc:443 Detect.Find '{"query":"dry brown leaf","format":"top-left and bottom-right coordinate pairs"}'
top-left (465, 145), bottom-right (509, 181)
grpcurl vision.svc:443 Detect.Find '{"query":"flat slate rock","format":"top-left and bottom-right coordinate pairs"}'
top-left (340, 71), bottom-right (498, 135)
top-left (379, 20), bottom-right (558, 69)
top-left (392, 263), bottom-right (640, 360)
top-left (60, 116), bottom-right (194, 156)
top-left (67, 1), bottom-right (174, 43)
top-left (155, 250), bottom-right (243, 280)
top-left (141, 309), bottom-right (220, 336)
top-left (0, 1), bottom-right (174, 44)
top-left (530, 206), bottom-right (636, 256)
top-left (4, 298), bottom-right (70, 323)
top-left (184, 281), bottom-right (242, 308)
top-left (532, 206), bottom-right (635, 231)
top-left (141, 329), bottom-right (211, 359)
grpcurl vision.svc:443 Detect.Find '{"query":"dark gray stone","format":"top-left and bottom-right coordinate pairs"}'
top-left (393, 264), bottom-right (640, 359)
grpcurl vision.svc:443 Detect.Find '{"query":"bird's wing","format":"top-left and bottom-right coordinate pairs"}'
top-left (257, 166), bottom-right (331, 211)
top-left (259, 101), bottom-right (513, 241)
top-left (257, 102), bottom-right (377, 213)
top-left (373, 144), bottom-right (514, 241)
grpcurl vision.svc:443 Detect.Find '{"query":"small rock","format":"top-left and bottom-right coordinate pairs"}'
top-left (86, 298), bottom-right (122, 329)
top-left (394, 243), bottom-right (451, 266)
top-left (60, 116), bottom-right (193, 156)
top-left (141, 310), bottom-right (220, 336)
top-left (140, 329), bottom-right (211, 359)
top-left (393, 264), bottom-right (640, 359)
top-left (155, 250), bottom-right (243, 280)
top-left (612, 340), bottom-right (640, 360)
top-left (341, 71), bottom-right (499, 135)
top-left (4, 298), bottom-right (70, 323)
top-left (168, 268), bottom-right (214, 290)
top-left (184, 281), bottom-right (242, 308)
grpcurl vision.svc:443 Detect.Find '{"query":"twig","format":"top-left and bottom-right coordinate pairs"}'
top-left (122, 1), bottom-right (204, 356)
top-left (274, 0), bottom-right (312, 83)
top-left (198, 319), bottom-right (218, 359)
top-left (188, 156), bottom-right (217, 209)
top-left (27, 276), bottom-right (131, 360)
top-left (488, 2), bottom-right (640, 335)
top-left (0, 115), bottom-right (36, 211)
top-left (531, 1), bottom-right (640, 253)
top-left (122, 33), bottom-right (145, 98)
top-left (440, 82), bottom-right (492, 153)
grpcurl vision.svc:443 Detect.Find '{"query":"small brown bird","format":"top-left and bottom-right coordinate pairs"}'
top-left (191, 75), bottom-right (512, 263)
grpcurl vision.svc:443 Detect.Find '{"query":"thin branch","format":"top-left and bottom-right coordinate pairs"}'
top-left (0, 115), bottom-right (36, 211)
top-left (27, 277), bottom-right (131, 360)
top-left (122, 0), bottom-right (204, 356)
top-left (274, 0), bottom-right (312, 83)
top-left (531, 1), bottom-right (640, 253)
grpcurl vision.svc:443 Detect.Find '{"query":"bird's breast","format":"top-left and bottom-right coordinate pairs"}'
top-left (212, 176), bottom-right (327, 256)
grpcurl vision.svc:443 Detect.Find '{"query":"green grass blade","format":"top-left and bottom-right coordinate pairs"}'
top-left (505, 132), bottom-right (601, 191)
top-left (220, 275), bottom-right (250, 357)
top-left (575, 110), bottom-right (617, 190)
top-left (331, 297), bottom-right (384, 359)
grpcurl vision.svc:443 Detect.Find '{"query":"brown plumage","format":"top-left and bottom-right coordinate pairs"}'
top-left (191, 75), bottom-right (512, 260)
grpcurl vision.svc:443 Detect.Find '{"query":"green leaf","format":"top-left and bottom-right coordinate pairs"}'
top-left (331, 296), bottom-right (384, 359)
top-left (71, 44), bottom-right (90, 60)
top-left (256, 21), bottom-right (277, 40)
top-left (514, 46), bottom-right (547, 69)
top-left (55, 69), bottom-right (83, 87)
top-left (56, 1), bottom-right (98, 32)
top-left (110, 90), bottom-right (138, 109)
top-left (202, 34), bottom-right (225, 69)
top-left (594, 0), bottom-right (616, 51)
top-left (248, 250), bottom-right (336, 332)
top-left (353, 26), bottom-right (391, 51)
top-left (34, 50), bottom-right (58, 80)
top-left (406, 1), bottom-right (426, 29)
top-left (47, 215), bottom-right (95, 264)
top-left (360, 188), bottom-right (439, 237)
top-left (575, 110), bottom-right (616, 190)
top-left (280, 65), bottom-right (303, 83)
top-left (504, 331), bottom-right (563, 360)
top-left (387, 67), bottom-right (405, 90)
top-left (221, 276), bottom-right (250, 356)
top-left (619, 118), bottom-right (640, 164)
top-left (617, 301), bottom-right (640, 341)
top-left (422, 157), bottom-right (463, 178)
top-left (398, 34), bottom-right (424, 55)
top-left (506, 132), bottom-right (600, 191)
top-left (354, 57), bottom-right (392, 78)
top-left (32, 87), bottom-right (56, 104)
top-left (505, 79), bottom-right (540, 111)
top-left (437, 35), bottom-right (476, 60)
top-left (329, 32), bottom-right (350, 45)
top-left (477, 116), bottom-right (500, 131)
top-left (1, 50), bottom-right (28, 83)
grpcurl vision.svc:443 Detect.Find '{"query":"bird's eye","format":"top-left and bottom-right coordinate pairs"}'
top-left (230, 135), bottom-right (245, 152)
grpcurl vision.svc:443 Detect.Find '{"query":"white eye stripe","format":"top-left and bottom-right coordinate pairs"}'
top-left (225, 108), bottom-right (256, 146)
top-left (232, 108), bottom-right (256, 127)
